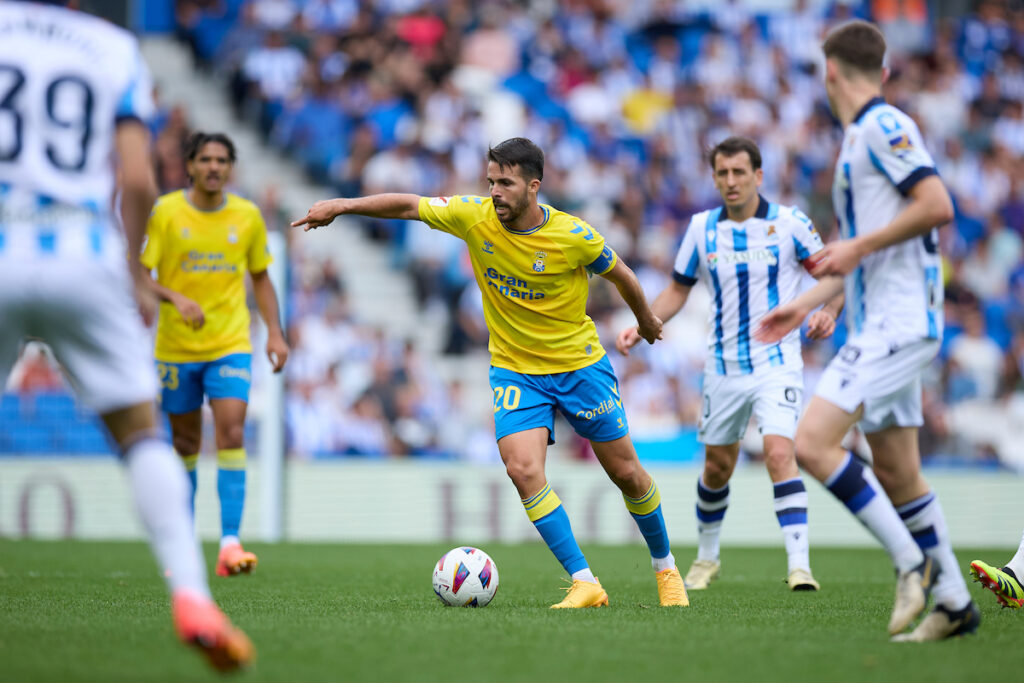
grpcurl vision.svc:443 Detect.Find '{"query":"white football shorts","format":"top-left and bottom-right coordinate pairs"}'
top-left (0, 258), bottom-right (158, 414)
top-left (814, 334), bottom-right (939, 434)
top-left (699, 367), bottom-right (803, 445)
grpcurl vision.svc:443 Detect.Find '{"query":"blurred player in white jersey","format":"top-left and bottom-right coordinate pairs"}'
top-left (0, 1), bottom-right (251, 670)
top-left (757, 20), bottom-right (978, 641)
top-left (617, 137), bottom-right (841, 592)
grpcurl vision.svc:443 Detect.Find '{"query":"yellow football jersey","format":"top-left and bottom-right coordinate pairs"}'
top-left (141, 190), bottom-right (272, 362)
top-left (418, 195), bottom-right (617, 374)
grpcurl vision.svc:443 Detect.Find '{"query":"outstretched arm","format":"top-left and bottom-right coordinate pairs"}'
top-left (600, 259), bottom-right (663, 345)
top-left (291, 193), bottom-right (422, 230)
top-left (756, 275), bottom-right (845, 343)
top-left (616, 281), bottom-right (690, 355)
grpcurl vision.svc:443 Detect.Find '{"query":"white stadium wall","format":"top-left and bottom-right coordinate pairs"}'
top-left (1, 458), bottom-right (1020, 548)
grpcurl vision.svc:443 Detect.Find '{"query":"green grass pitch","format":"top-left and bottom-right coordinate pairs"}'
top-left (1, 541), bottom-right (1021, 682)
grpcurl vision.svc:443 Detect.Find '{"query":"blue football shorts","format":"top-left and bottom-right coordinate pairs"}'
top-left (156, 353), bottom-right (252, 415)
top-left (489, 355), bottom-right (630, 444)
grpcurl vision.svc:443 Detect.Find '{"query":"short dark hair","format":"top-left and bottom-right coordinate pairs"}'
top-left (709, 137), bottom-right (762, 171)
top-left (487, 137), bottom-right (544, 181)
top-left (822, 20), bottom-right (886, 75)
top-left (185, 132), bottom-right (237, 163)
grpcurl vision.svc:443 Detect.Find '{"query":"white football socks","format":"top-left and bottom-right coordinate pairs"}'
top-left (125, 438), bottom-right (211, 600)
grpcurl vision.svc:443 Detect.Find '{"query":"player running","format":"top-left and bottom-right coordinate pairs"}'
top-left (142, 131), bottom-right (288, 577)
top-left (970, 530), bottom-right (1024, 609)
top-left (0, 1), bottom-right (250, 670)
top-left (756, 20), bottom-right (979, 640)
top-left (293, 137), bottom-right (689, 609)
top-left (617, 136), bottom-right (841, 592)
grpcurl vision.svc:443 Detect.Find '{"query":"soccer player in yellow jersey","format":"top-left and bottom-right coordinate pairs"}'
top-left (142, 132), bottom-right (289, 577)
top-left (293, 137), bottom-right (688, 608)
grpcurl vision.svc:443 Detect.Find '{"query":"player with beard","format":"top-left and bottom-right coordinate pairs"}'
top-left (292, 137), bottom-right (690, 609)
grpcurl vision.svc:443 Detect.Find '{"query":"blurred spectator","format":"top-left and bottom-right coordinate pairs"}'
top-left (948, 307), bottom-right (1005, 401)
top-left (152, 0), bottom-right (1024, 466)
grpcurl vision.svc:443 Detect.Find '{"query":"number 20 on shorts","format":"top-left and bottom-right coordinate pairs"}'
top-left (493, 385), bottom-right (521, 412)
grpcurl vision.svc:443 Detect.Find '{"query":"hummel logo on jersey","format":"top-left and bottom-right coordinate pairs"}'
top-left (482, 240), bottom-right (494, 254)
top-left (570, 222), bottom-right (594, 240)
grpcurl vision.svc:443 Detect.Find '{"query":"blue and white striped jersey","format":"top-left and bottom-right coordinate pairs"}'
top-left (832, 97), bottom-right (943, 343)
top-left (673, 196), bottom-right (824, 376)
top-left (0, 2), bottom-right (154, 264)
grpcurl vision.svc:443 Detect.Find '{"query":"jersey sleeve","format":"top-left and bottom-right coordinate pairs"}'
top-left (115, 43), bottom-right (156, 126)
top-left (863, 110), bottom-right (938, 197)
top-left (785, 207), bottom-right (825, 264)
top-left (140, 202), bottom-right (163, 270)
top-left (561, 218), bottom-right (616, 274)
top-left (672, 217), bottom-right (701, 285)
top-left (247, 206), bottom-right (273, 273)
top-left (417, 195), bottom-right (480, 240)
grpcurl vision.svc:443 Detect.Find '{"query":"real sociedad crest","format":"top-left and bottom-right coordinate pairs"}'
top-left (533, 251), bottom-right (547, 272)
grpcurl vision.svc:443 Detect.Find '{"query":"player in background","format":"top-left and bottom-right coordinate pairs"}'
top-left (756, 20), bottom-right (979, 641)
top-left (617, 136), bottom-right (842, 592)
top-left (970, 532), bottom-right (1024, 608)
top-left (0, 1), bottom-right (251, 670)
top-left (293, 137), bottom-right (689, 609)
top-left (142, 132), bottom-right (288, 577)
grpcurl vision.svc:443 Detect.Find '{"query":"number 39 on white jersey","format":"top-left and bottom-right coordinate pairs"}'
top-left (0, 2), bottom-right (154, 263)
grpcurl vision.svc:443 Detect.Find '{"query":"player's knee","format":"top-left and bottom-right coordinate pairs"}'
top-left (218, 423), bottom-right (246, 449)
top-left (870, 459), bottom-right (904, 495)
top-left (702, 449), bottom-right (735, 486)
top-left (504, 457), bottom-right (542, 489)
top-left (793, 431), bottom-right (821, 471)
top-left (605, 458), bottom-right (643, 489)
top-left (701, 460), bottom-right (724, 486)
top-left (764, 445), bottom-right (795, 473)
top-left (172, 434), bottom-right (200, 457)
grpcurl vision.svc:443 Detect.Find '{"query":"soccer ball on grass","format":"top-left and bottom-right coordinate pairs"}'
top-left (432, 546), bottom-right (499, 607)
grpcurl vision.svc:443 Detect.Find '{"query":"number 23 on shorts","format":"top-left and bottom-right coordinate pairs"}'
top-left (157, 363), bottom-right (180, 391)
top-left (493, 385), bottom-right (521, 412)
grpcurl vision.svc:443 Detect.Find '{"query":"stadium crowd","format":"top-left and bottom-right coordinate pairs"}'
top-left (145, 0), bottom-right (1024, 466)
top-left (5, 0), bottom-right (1023, 466)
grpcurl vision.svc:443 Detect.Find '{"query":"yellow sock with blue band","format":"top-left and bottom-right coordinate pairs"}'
top-left (181, 453), bottom-right (199, 511)
top-left (216, 448), bottom-right (246, 541)
top-left (624, 479), bottom-right (675, 569)
top-left (522, 484), bottom-right (590, 576)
